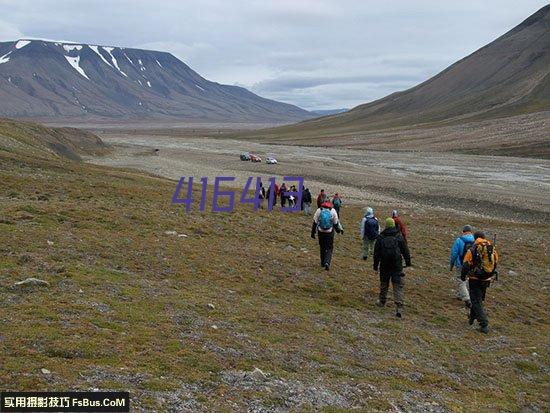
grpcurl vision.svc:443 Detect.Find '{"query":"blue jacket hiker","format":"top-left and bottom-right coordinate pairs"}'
top-left (449, 225), bottom-right (475, 306)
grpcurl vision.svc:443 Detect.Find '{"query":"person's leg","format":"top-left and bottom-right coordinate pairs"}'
top-left (469, 280), bottom-right (488, 330)
top-left (379, 274), bottom-right (389, 305)
top-left (362, 239), bottom-right (369, 259)
top-left (455, 268), bottom-right (470, 303)
top-left (392, 274), bottom-right (404, 316)
top-left (367, 239), bottom-right (375, 259)
top-left (324, 231), bottom-right (335, 267)
top-left (318, 232), bottom-right (327, 266)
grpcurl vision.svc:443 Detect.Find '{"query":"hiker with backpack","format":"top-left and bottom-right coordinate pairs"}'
top-left (332, 193), bottom-right (343, 217)
top-left (311, 200), bottom-right (343, 271)
top-left (280, 183), bottom-right (288, 208)
top-left (302, 187), bottom-right (313, 215)
top-left (461, 231), bottom-right (499, 334)
top-left (316, 189), bottom-right (328, 208)
top-left (360, 207), bottom-right (380, 260)
top-left (373, 217), bottom-right (411, 318)
top-left (449, 225), bottom-right (475, 308)
top-left (391, 210), bottom-right (409, 243)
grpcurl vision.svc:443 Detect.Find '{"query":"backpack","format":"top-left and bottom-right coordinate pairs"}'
top-left (333, 198), bottom-right (342, 208)
top-left (380, 235), bottom-right (401, 263)
top-left (319, 208), bottom-right (332, 230)
top-left (364, 217), bottom-right (379, 240)
top-left (461, 239), bottom-right (474, 261)
top-left (471, 239), bottom-right (497, 277)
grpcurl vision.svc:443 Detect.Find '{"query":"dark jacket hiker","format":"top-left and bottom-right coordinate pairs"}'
top-left (461, 231), bottom-right (499, 334)
top-left (373, 218), bottom-right (411, 317)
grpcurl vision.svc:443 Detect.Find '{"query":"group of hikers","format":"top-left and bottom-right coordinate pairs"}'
top-left (258, 183), bottom-right (341, 216)
top-left (309, 195), bottom-right (499, 334)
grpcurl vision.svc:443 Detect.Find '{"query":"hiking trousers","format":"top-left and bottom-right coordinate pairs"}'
top-left (318, 230), bottom-right (335, 266)
top-left (455, 268), bottom-right (470, 301)
top-left (380, 273), bottom-right (404, 308)
top-left (362, 239), bottom-right (375, 259)
top-left (469, 279), bottom-right (489, 327)
top-left (303, 202), bottom-right (312, 215)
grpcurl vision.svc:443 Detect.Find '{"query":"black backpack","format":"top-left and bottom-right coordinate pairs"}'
top-left (380, 235), bottom-right (401, 263)
top-left (364, 217), bottom-right (379, 240)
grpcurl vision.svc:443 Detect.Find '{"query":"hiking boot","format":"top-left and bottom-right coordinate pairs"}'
top-left (396, 309), bottom-right (402, 318)
top-left (468, 316), bottom-right (475, 325)
top-left (362, 256), bottom-right (368, 261)
top-left (324, 264), bottom-right (330, 271)
top-left (480, 325), bottom-right (489, 334)
top-left (465, 300), bottom-right (472, 309)
top-left (376, 300), bottom-right (385, 307)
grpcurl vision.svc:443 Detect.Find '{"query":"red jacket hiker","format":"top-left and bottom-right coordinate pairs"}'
top-left (392, 210), bottom-right (409, 242)
top-left (316, 191), bottom-right (327, 208)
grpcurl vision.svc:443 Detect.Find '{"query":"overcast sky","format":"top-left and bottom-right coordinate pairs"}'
top-left (0, 0), bottom-right (547, 110)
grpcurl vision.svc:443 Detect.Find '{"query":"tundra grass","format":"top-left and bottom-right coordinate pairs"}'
top-left (0, 148), bottom-right (548, 412)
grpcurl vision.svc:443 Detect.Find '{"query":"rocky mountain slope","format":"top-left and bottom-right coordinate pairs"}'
top-left (0, 40), bottom-right (313, 123)
top-left (244, 5), bottom-right (550, 147)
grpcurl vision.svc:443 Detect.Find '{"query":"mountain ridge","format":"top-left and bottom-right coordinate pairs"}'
top-left (245, 5), bottom-right (550, 140)
top-left (0, 39), bottom-right (313, 123)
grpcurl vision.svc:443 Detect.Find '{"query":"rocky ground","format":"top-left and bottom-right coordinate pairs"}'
top-left (89, 132), bottom-right (550, 224)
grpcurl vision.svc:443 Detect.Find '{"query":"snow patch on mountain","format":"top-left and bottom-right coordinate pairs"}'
top-left (90, 45), bottom-right (113, 68)
top-left (15, 40), bottom-right (31, 49)
top-left (196, 84), bottom-right (205, 92)
top-left (103, 47), bottom-right (128, 77)
top-left (156, 60), bottom-right (163, 68)
top-left (63, 44), bottom-right (82, 52)
top-left (0, 52), bottom-right (12, 65)
top-left (64, 55), bottom-right (89, 79)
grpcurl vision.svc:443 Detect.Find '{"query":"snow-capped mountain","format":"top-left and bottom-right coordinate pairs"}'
top-left (0, 39), bottom-right (313, 123)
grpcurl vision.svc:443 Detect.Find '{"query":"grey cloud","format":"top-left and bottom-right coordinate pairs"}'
top-left (251, 74), bottom-right (426, 93)
top-left (0, 0), bottom-right (548, 110)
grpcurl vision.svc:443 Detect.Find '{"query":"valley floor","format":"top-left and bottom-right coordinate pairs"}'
top-left (1, 131), bottom-right (549, 412)
top-left (89, 132), bottom-right (550, 223)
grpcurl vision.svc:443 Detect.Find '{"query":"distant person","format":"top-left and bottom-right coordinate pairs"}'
top-left (391, 210), bottom-right (409, 243)
top-left (288, 185), bottom-right (297, 208)
top-left (360, 207), bottom-right (380, 260)
top-left (300, 186), bottom-right (306, 211)
top-left (273, 183), bottom-right (279, 207)
top-left (332, 193), bottom-right (343, 217)
top-left (280, 183), bottom-right (288, 208)
top-left (258, 182), bottom-right (266, 209)
top-left (373, 217), bottom-right (412, 318)
top-left (316, 189), bottom-right (327, 208)
top-left (302, 187), bottom-right (313, 215)
top-left (311, 201), bottom-right (343, 271)
top-left (461, 231), bottom-right (499, 334)
top-left (449, 225), bottom-right (475, 308)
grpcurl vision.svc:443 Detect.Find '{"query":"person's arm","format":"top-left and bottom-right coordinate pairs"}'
top-left (449, 238), bottom-right (460, 270)
top-left (331, 209), bottom-right (343, 233)
top-left (373, 238), bottom-right (381, 271)
top-left (399, 236), bottom-right (411, 267)
top-left (311, 209), bottom-right (320, 238)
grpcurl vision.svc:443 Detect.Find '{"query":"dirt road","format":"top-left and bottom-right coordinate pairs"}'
top-left (88, 133), bottom-right (550, 223)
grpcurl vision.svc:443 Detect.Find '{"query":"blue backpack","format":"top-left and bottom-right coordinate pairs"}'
top-left (319, 208), bottom-right (332, 230)
top-left (364, 217), bottom-right (379, 240)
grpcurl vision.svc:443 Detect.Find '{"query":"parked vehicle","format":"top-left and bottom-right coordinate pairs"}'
top-left (240, 152), bottom-right (251, 161)
top-left (250, 154), bottom-right (262, 162)
top-left (266, 157), bottom-right (278, 164)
